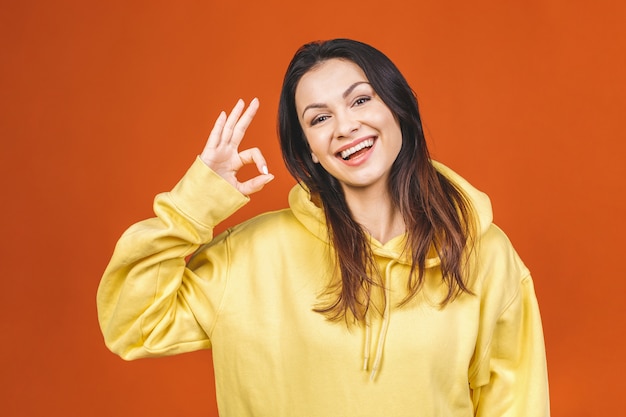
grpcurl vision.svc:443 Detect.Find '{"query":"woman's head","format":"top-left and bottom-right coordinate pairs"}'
top-left (294, 58), bottom-right (403, 192)
top-left (278, 38), bottom-right (429, 194)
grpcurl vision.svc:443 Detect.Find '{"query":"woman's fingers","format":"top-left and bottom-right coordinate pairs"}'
top-left (205, 98), bottom-right (259, 149)
top-left (221, 98), bottom-right (258, 144)
top-left (205, 111), bottom-right (227, 149)
top-left (221, 99), bottom-right (245, 144)
top-left (229, 98), bottom-right (259, 146)
top-left (236, 147), bottom-right (274, 196)
top-left (238, 174), bottom-right (274, 196)
top-left (238, 147), bottom-right (269, 176)
top-left (200, 98), bottom-right (272, 195)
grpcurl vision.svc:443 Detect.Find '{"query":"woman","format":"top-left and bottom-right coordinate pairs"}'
top-left (97, 39), bottom-right (550, 416)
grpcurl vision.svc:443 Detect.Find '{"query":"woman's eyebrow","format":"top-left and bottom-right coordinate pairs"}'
top-left (301, 82), bottom-right (371, 118)
top-left (301, 103), bottom-right (326, 118)
top-left (342, 81), bottom-right (370, 99)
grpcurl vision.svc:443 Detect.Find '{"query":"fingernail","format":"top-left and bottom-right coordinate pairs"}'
top-left (262, 165), bottom-right (269, 175)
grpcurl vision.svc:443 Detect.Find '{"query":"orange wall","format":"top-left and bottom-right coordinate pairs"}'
top-left (1, 1), bottom-right (624, 415)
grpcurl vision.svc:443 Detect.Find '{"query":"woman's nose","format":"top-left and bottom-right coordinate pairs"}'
top-left (334, 111), bottom-right (360, 138)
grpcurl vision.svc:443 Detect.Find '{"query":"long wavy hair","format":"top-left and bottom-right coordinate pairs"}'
top-left (278, 39), bottom-right (475, 321)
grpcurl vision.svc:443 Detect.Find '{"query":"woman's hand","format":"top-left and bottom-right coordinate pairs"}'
top-left (200, 98), bottom-right (274, 196)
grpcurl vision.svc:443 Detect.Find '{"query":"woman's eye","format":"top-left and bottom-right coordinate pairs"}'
top-left (354, 96), bottom-right (371, 106)
top-left (311, 115), bottom-right (329, 126)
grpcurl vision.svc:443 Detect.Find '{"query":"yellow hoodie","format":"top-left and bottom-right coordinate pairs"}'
top-left (97, 157), bottom-right (549, 416)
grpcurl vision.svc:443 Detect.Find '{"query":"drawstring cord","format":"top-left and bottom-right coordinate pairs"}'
top-left (363, 260), bottom-right (396, 381)
top-left (362, 314), bottom-right (371, 371)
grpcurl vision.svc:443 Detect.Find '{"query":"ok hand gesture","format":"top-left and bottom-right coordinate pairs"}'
top-left (200, 98), bottom-right (274, 196)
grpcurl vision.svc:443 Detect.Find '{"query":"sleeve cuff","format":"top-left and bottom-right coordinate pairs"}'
top-left (166, 156), bottom-right (250, 228)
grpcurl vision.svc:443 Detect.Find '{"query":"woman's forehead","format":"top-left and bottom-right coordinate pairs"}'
top-left (295, 59), bottom-right (369, 105)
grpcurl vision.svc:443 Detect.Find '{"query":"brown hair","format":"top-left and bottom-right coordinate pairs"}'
top-left (278, 39), bottom-right (475, 321)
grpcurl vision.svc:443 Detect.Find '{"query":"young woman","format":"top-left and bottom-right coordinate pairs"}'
top-left (97, 39), bottom-right (550, 416)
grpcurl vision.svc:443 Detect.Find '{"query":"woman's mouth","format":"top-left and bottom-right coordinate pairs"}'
top-left (339, 138), bottom-right (375, 160)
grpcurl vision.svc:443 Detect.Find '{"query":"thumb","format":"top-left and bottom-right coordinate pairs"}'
top-left (237, 174), bottom-right (275, 196)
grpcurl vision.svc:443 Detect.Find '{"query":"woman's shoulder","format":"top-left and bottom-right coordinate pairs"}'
top-left (472, 223), bottom-right (531, 296)
top-left (225, 207), bottom-right (309, 244)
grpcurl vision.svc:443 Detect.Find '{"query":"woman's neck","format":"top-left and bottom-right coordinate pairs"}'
top-left (342, 183), bottom-right (405, 245)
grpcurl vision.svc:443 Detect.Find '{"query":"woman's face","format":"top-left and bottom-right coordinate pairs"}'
top-left (295, 59), bottom-right (402, 194)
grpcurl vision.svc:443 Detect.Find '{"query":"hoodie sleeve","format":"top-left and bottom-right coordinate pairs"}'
top-left (469, 227), bottom-right (550, 416)
top-left (96, 157), bottom-right (249, 360)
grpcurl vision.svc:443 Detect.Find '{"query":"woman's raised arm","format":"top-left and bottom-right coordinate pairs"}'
top-left (97, 99), bottom-right (272, 359)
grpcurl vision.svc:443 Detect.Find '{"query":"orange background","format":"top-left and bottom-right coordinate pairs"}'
top-left (1, 1), bottom-right (624, 416)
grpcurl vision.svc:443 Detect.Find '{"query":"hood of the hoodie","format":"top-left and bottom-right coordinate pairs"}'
top-left (288, 160), bottom-right (493, 264)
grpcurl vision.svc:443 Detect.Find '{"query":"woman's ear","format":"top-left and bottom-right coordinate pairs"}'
top-left (311, 153), bottom-right (319, 163)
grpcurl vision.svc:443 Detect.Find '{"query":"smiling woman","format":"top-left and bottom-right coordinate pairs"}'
top-left (97, 38), bottom-right (550, 417)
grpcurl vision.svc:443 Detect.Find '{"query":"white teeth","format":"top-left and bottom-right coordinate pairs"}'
top-left (340, 139), bottom-right (374, 160)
